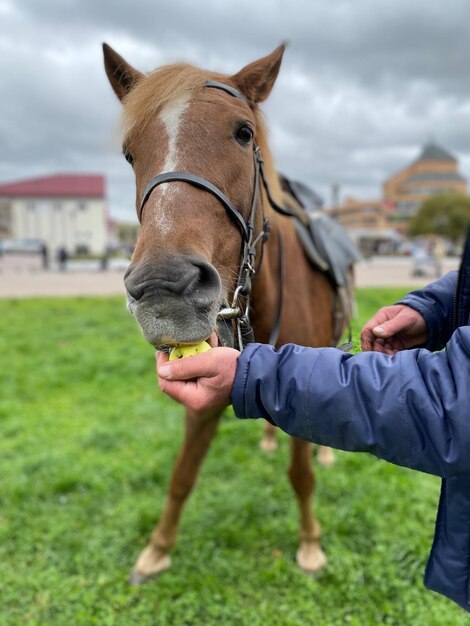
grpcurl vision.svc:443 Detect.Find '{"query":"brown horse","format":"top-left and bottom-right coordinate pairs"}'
top-left (103, 43), bottom-right (354, 584)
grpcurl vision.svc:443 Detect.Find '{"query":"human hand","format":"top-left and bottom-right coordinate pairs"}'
top-left (361, 304), bottom-right (429, 354)
top-left (156, 347), bottom-right (240, 418)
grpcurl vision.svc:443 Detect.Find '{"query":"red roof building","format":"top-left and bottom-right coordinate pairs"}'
top-left (0, 174), bottom-right (108, 255)
top-left (0, 174), bottom-right (105, 198)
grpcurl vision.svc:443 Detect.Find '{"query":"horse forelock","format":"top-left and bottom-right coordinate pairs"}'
top-left (122, 64), bottom-right (222, 142)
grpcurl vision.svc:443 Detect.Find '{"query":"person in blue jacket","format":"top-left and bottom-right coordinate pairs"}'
top-left (157, 236), bottom-right (470, 612)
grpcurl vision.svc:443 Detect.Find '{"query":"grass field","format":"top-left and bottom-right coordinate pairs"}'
top-left (0, 289), bottom-right (467, 626)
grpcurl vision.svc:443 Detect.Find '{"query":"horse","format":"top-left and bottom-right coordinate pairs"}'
top-left (103, 42), bottom-right (355, 584)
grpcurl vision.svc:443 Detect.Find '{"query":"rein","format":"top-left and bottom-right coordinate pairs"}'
top-left (139, 81), bottom-right (289, 350)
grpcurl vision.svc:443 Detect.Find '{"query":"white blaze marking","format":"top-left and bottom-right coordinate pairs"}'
top-left (160, 94), bottom-right (190, 171)
top-left (152, 94), bottom-right (191, 235)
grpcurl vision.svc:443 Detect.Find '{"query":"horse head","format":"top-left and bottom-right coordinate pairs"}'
top-left (103, 43), bottom-right (285, 348)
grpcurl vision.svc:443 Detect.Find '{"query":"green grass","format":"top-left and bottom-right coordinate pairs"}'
top-left (0, 289), bottom-right (467, 625)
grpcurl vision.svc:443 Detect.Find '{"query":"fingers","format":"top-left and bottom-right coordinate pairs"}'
top-left (361, 306), bottom-right (398, 350)
top-left (156, 348), bottom-right (236, 415)
top-left (208, 331), bottom-right (219, 348)
top-left (371, 320), bottom-right (398, 339)
top-left (373, 306), bottom-right (427, 340)
top-left (157, 347), bottom-right (229, 381)
top-left (158, 376), bottom-right (195, 400)
top-left (160, 378), bottom-right (194, 403)
top-left (371, 312), bottom-right (409, 338)
top-left (157, 351), bottom-right (211, 381)
top-left (371, 338), bottom-right (401, 355)
top-left (361, 335), bottom-right (401, 355)
top-left (360, 326), bottom-right (376, 352)
top-left (361, 320), bottom-right (386, 351)
top-left (156, 352), bottom-right (202, 406)
top-left (156, 350), bottom-right (169, 366)
top-left (158, 376), bottom-right (211, 413)
top-left (361, 305), bottom-right (417, 351)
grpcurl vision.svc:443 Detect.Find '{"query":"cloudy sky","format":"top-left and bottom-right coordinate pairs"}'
top-left (1, 0), bottom-right (470, 221)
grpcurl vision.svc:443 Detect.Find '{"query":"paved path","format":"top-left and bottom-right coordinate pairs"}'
top-left (0, 256), bottom-right (460, 298)
top-left (355, 256), bottom-right (459, 287)
top-left (0, 269), bottom-right (127, 298)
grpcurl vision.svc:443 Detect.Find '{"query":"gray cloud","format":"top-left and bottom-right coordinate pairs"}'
top-left (1, 0), bottom-right (469, 219)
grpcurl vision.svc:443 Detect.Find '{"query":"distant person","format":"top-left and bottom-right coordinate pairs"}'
top-left (411, 244), bottom-right (429, 277)
top-left (57, 246), bottom-right (68, 271)
top-left (433, 239), bottom-right (446, 278)
top-left (40, 242), bottom-right (49, 270)
top-left (100, 252), bottom-right (109, 271)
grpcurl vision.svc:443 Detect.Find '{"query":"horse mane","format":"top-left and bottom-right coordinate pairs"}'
top-left (122, 63), bottom-right (283, 204)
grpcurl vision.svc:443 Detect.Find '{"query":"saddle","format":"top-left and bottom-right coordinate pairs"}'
top-left (279, 175), bottom-right (361, 345)
top-left (280, 175), bottom-right (361, 288)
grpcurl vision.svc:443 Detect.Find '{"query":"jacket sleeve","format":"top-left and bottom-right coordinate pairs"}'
top-left (396, 271), bottom-right (457, 351)
top-left (231, 327), bottom-right (470, 478)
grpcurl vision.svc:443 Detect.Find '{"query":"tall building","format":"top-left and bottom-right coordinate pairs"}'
top-left (383, 142), bottom-right (467, 232)
top-left (0, 174), bottom-right (108, 255)
top-left (327, 142), bottom-right (467, 240)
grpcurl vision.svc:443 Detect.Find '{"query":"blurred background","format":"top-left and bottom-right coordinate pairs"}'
top-left (0, 0), bottom-right (469, 295)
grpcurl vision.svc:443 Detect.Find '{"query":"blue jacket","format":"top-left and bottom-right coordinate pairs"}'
top-left (231, 267), bottom-right (470, 612)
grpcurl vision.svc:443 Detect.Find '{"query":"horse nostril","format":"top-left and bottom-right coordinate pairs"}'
top-left (124, 264), bottom-right (146, 301)
top-left (124, 255), bottom-right (221, 305)
top-left (184, 260), bottom-right (220, 302)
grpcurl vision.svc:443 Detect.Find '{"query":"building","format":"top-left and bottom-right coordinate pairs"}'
top-left (0, 174), bottom-right (108, 255)
top-left (383, 142), bottom-right (467, 233)
top-left (327, 142), bottom-right (467, 240)
top-left (328, 196), bottom-right (387, 230)
top-left (327, 196), bottom-right (400, 256)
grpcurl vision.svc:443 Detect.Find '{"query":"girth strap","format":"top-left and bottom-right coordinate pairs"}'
top-left (140, 171), bottom-right (249, 242)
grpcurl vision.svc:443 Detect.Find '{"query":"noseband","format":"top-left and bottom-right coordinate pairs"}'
top-left (139, 81), bottom-right (296, 350)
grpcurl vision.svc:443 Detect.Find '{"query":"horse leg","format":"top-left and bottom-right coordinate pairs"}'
top-left (130, 410), bottom-right (220, 585)
top-left (316, 446), bottom-right (336, 467)
top-left (288, 437), bottom-right (327, 573)
top-left (260, 421), bottom-right (278, 452)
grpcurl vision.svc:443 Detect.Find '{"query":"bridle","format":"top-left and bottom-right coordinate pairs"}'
top-left (139, 80), bottom-right (296, 350)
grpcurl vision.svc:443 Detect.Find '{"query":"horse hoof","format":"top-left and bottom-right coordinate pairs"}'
top-left (296, 541), bottom-right (327, 574)
top-left (129, 547), bottom-right (172, 586)
top-left (129, 569), bottom-right (153, 586)
top-left (316, 447), bottom-right (336, 467)
top-left (260, 437), bottom-right (278, 452)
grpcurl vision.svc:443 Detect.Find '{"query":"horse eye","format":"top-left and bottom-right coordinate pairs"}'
top-left (236, 125), bottom-right (254, 145)
top-left (123, 149), bottom-right (134, 166)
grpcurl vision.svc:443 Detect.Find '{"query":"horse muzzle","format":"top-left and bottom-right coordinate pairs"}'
top-left (124, 253), bottom-right (224, 348)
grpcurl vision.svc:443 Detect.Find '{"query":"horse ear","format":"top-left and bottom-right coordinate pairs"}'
top-left (231, 44), bottom-right (286, 103)
top-left (102, 43), bottom-right (144, 101)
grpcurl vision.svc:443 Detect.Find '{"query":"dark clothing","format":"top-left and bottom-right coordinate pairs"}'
top-left (231, 253), bottom-right (470, 611)
top-left (57, 247), bottom-right (68, 271)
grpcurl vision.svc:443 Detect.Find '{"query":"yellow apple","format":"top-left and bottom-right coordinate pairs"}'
top-left (169, 340), bottom-right (212, 361)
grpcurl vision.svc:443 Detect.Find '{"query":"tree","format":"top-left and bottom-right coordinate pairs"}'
top-left (409, 193), bottom-right (470, 241)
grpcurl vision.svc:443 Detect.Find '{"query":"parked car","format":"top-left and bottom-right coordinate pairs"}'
top-left (1, 238), bottom-right (45, 253)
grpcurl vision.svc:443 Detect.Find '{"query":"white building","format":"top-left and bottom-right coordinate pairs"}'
top-left (0, 174), bottom-right (109, 255)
